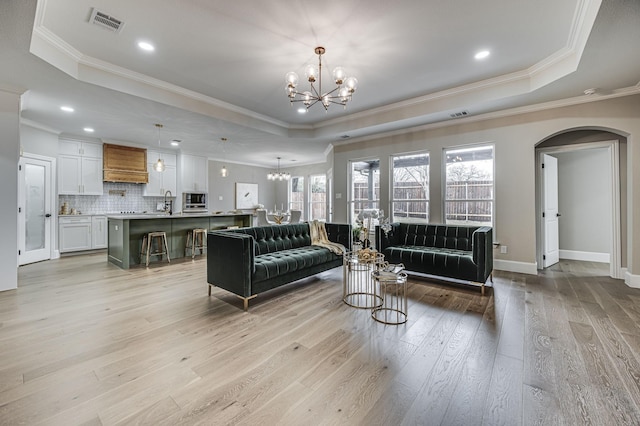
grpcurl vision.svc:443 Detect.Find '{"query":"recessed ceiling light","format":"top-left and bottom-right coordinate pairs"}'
top-left (297, 108), bottom-right (307, 114)
top-left (137, 41), bottom-right (155, 52)
top-left (83, 127), bottom-right (94, 133)
top-left (474, 50), bottom-right (490, 60)
top-left (170, 140), bottom-right (180, 146)
top-left (60, 106), bottom-right (74, 112)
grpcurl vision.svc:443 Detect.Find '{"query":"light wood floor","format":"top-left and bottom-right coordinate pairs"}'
top-left (2, 254), bottom-right (640, 425)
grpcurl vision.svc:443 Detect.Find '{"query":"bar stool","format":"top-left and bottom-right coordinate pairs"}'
top-left (140, 231), bottom-right (170, 267)
top-left (186, 228), bottom-right (207, 259)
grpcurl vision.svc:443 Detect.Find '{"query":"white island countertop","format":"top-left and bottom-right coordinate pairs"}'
top-left (106, 212), bottom-right (251, 220)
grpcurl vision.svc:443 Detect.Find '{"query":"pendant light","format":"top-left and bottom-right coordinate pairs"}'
top-left (153, 123), bottom-right (165, 172)
top-left (220, 137), bottom-right (228, 177)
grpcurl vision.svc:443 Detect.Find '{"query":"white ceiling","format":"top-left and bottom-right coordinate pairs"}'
top-left (2, 0), bottom-right (639, 168)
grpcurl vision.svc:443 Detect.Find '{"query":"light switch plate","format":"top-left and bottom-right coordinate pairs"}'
top-left (335, 193), bottom-right (342, 199)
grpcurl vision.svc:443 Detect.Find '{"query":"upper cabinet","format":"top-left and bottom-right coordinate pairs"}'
top-left (144, 150), bottom-right (177, 196)
top-left (181, 154), bottom-right (208, 192)
top-left (58, 139), bottom-right (103, 195)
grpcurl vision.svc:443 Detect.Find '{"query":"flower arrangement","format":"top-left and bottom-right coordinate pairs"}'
top-left (353, 209), bottom-right (391, 248)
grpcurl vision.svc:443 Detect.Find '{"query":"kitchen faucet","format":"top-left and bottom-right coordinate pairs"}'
top-left (164, 190), bottom-right (173, 215)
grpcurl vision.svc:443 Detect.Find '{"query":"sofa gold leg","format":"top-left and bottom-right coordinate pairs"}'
top-left (237, 295), bottom-right (257, 312)
top-left (208, 284), bottom-right (212, 296)
top-left (481, 284), bottom-right (485, 296)
top-left (490, 272), bottom-right (494, 283)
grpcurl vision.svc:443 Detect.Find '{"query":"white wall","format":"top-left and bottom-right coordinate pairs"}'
top-left (20, 124), bottom-right (59, 158)
top-left (0, 89), bottom-right (21, 291)
top-left (208, 160), bottom-right (276, 212)
top-left (555, 148), bottom-right (611, 259)
top-left (332, 95), bottom-right (640, 277)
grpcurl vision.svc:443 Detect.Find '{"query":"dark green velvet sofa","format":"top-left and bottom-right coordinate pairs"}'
top-left (375, 223), bottom-right (493, 294)
top-left (207, 222), bottom-right (351, 310)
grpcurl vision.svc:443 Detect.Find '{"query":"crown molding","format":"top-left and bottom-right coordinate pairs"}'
top-left (334, 85), bottom-right (640, 147)
top-left (30, 0), bottom-right (603, 145)
top-left (21, 118), bottom-right (61, 134)
top-left (314, 0), bottom-right (602, 132)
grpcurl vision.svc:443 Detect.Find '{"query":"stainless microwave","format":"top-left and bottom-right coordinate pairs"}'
top-left (183, 192), bottom-right (207, 211)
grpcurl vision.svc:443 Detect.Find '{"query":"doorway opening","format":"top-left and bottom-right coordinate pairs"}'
top-left (535, 130), bottom-right (625, 279)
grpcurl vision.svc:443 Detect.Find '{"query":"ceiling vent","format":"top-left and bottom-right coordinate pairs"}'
top-left (340, 135), bottom-right (350, 139)
top-left (89, 8), bottom-right (125, 33)
top-left (449, 110), bottom-right (469, 118)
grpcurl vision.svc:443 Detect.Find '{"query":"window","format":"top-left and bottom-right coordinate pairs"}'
top-left (349, 159), bottom-right (380, 223)
top-left (289, 176), bottom-right (304, 214)
top-left (444, 145), bottom-right (494, 226)
top-left (391, 152), bottom-right (429, 223)
top-left (309, 174), bottom-right (326, 221)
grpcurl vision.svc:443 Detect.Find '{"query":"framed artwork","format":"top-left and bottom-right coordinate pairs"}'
top-left (235, 182), bottom-right (258, 209)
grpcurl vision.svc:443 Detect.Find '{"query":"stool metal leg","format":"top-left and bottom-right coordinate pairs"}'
top-left (163, 233), bottom-right (170, 263)
top-left (146, 234), bottom-right (152, 267)
top-left (191, 229), bottom-right (196, 259)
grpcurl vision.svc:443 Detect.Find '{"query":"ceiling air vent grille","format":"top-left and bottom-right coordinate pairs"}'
top-left (89, 8), bottom-right (125, 33)
top-left (449, 110), bottom-right (469, 118)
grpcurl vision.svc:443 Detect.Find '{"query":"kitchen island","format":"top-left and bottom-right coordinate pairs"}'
top-left (107, 212), bottom-right (252, 269)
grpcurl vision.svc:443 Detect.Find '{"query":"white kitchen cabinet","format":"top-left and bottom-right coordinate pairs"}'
top-left (59, 215), bottom-right (108, 252)
top-left (58, 139), bottom-right (103, 195)
top-left (59, 216), bottom-right (92, 252)
top-left (180, 154), bottom-right (208, 192)
top-left (145, 151), bottom-right (177, 196)
top-left (91, 216), bottom-right (108, 249)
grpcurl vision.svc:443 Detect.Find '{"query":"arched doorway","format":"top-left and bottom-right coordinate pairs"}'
top-left (535, 128), bottom-right (627, 279)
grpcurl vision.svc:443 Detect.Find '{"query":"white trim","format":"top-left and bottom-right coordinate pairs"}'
top-left (494, 260), bottom-right (538, 275)
top-left (332, 85), bottom-right (640, 148)
top-left (30, 0), bottom-right (603, 139)
top-left (20, 119), bottom-right (61, 135)
top-left (559, 249), bottom-right (609, 263)
top-left (625, 271), bottom-right (640, 289)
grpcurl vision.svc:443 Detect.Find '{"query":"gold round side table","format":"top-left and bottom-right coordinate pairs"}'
top-left (372, 268), bottom-right (408, 325)
top-left (343, 249), bottom-right (385, 309)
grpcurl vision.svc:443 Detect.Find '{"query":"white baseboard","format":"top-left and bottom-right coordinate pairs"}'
top-left (625, 270), bottom-right (640, 289)
top-left (559, 249), bottom-right (609, 263)
top-left (494, 259), bottom-right (538, 275)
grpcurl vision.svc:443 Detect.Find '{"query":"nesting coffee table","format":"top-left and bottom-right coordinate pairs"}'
top-left (342, 249), bottom-right (385, 309)
top-left (371, 264), bottom-right (408, 324)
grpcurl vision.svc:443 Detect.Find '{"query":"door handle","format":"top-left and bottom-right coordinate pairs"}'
top-left (45, 213), bottom-right (52, 218)
top-left (556, 213), bottom-right (562, 217)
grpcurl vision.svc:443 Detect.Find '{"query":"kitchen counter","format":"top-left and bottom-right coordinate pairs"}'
top-left (106, 212), bottom-right (248, 220)
top-left (107, 212), bottom-right (252, 269)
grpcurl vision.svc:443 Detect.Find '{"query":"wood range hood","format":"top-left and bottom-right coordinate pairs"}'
top-left (103, 143), bottom-right (149, 184)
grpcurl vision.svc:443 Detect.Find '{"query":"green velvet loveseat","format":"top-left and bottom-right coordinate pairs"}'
top-left (375, 223), bottom-right (493, 294)
top-left (207, 222), bottom-right (351, 310)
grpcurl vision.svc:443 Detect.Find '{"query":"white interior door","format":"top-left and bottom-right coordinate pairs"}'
top-left (543, 154), bottom-right (560, 267)
top-left (18, 157), bottom-right (53, 265)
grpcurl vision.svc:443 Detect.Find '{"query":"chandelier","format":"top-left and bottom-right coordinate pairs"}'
top-left (153, 124), bottom-right (165, 172)
top-left (285, 46), bottom-right (358, 112)
top-left (267, 157), bottom-right (290, 181)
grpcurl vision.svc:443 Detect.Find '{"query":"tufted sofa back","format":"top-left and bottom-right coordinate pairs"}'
top-left (399, 223), bottom-right (478, 251)
top-left (225, 223), bottom-right (311, 255)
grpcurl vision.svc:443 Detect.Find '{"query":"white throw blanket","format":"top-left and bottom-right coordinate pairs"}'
top-left (310, 220), bottom-right (346, 255)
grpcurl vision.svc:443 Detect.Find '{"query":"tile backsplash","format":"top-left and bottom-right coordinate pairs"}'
top-left (58, 182), bottom-right (170, 215)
